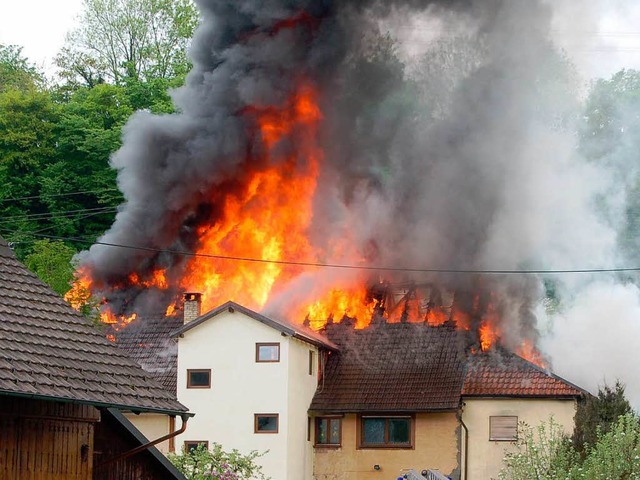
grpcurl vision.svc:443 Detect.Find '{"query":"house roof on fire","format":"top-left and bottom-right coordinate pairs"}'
top-left (309, 320), bottom-right (584, 413)
top-left (0, 237), bottom-right (189, 416)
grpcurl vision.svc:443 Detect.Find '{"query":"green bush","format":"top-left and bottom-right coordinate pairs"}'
top-left (167, 443), bottom-right (270, 480)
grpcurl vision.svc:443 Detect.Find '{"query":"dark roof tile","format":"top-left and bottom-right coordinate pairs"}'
top-left (0, 238), bottom-right (188, 415)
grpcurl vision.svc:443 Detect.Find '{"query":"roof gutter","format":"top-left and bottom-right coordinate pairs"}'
top-left (96, 412), bottom-right (190, 468)
top-left (0, 390), bottom-right (193, 418)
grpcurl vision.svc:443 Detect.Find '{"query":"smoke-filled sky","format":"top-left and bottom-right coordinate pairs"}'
top-left (65, 0), bottom-right (640, 404)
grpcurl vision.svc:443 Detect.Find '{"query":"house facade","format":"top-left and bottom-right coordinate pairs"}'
top-left (172, 299), bottom-right (337, 480)
top-left (121, 297), bottom-right (585, 480)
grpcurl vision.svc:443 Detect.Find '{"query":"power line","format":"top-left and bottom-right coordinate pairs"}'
top-left (0, 188), bottom-right (121, 204)
top-left (9, 231), bottom-right (640, 276)
top-left (0, 206), bottom-right (118, 222)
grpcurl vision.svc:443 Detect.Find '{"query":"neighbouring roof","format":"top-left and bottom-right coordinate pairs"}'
top-left (310, 321), bottom-right (467, 412)
top-left (171, 300), bottom-right (338, 351)
top-left (115, 315), bottom-right (183, 393)
top-left (310, 320), bottom-right (584, 413)
top-left (0, 238), bottom-right (189, 416)
top-left (462, 350), bottom-right (586, 398)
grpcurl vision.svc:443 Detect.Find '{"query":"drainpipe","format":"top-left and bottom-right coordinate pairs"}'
top-left (97, 413), bottom-right (190, 468)
top-left (457, 408), bottom-right (469, 480)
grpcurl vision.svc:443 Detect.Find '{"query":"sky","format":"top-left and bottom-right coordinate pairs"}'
top-left (0, 0), bottom-right (84, 74)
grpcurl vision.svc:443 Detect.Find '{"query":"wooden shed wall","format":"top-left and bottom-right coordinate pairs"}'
top-left (0, 396), bottom-right (99, 480)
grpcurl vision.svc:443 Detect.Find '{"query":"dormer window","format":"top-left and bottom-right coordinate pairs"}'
top-left (256, 343), bottom-right (280, 362)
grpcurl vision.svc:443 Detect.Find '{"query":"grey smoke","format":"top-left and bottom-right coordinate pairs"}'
top-left (77, 0), bottom-right (640, 400)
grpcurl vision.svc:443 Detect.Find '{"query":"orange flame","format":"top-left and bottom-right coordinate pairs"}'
top-left (517, 339), bottom-right (547, 368)
top-left (178, 84), bottom-right (322, 314)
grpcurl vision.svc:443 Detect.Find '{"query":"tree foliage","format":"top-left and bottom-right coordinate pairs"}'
top-left (56, 0), bottom-right (198, 86)
top-left (24, 239), bottom-right (77, 296)
top-left (168, 443), bottom-right (270, 480)
top-left (0, 44), bottom-right (43, 93)
top-left (573, 381), bottom-right (633, 455)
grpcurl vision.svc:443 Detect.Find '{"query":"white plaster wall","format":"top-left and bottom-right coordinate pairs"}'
top-left (462, 398), bottom-right (577, 480)
top-left (286, 338), bottom-right (318, 480)
top-left (175, 308), bottom-right (316, 480)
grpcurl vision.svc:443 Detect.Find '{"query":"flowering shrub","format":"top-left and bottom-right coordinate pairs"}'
top-left (499, 413), bottom-right (640, 480)
top-left (168, 443), bottom-right (270, 480)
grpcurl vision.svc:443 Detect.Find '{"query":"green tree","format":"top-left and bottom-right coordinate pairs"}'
top-left (24, 239), bottom-right (77, 295)
top-left (168, 443), bottom-right (270, 480)
top-left (56, 0), bottom-right (198, 86)
top-left (0, 88), bottom-right (59, 250)
top-left (0, 44), bottom-right (43, 93)
top-left (576, 413), bottom-right (640, 480)
top-left (573, 381), bottom-right (633, 455)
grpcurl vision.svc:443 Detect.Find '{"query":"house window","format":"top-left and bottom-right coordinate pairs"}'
top-left (359, 416), bottom-right (413, 448)
top-left (256, 343), bottom-right (280, 362)
top-left (187, 369), bottom-right (211, 388)
top-left (254, 414), bottom-right (279, 433)
top-left (315, 417), bottom-right (342, 447)
top-left (309, 350), bottom-right (314, 375)
top-left (184, 440), bottom-right (208, 453)
top-left (490, 416), bottom-right (518, 441)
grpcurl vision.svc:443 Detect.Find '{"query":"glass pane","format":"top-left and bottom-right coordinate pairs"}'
top-left (363, 418), bottom-right (385, 444)
top-left (389, 419), bottom-right (410, 444)
top-left (257, 415), bottom-right (278, 432)
top-left (258, 344), bottom-right (279, 361)
top-left (189, 371), bottom-right (210, 387)
top-left (317, 418), bottom-right (328, 444)
top-left (329, 419), bottom-right (341, 444)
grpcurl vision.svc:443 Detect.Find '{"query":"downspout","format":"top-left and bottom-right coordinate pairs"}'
top-left (96, 413), bottom-right (190, 468)
top-left (457, 408), bottom-right (469, 480)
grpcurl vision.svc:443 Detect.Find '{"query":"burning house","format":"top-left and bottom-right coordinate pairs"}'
top-left (114, 294), bottom-right (584, 480)
top-left (62, 0), bottom-right (610, 478)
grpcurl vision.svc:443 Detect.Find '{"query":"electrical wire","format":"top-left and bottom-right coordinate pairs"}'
top-left (7, 231), bottom-right (640, 276)
top-left (0, 188), bottom-right (121, 204)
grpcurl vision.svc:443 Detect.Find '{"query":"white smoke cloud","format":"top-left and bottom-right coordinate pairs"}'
top-left (539, 281), bottom-right (640, 405)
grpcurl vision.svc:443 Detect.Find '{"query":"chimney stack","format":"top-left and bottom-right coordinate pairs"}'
top-left (183, 293), bottom-right (202, 324)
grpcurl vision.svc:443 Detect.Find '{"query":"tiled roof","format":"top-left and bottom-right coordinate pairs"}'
top-left (310, 321), bottom-right (584, 413)
top-left (115, 315), bottom-right (183, 394)
top-left (463, 349), bottom-right (585, 397)
top-left (0, 238), bottom-right (188, 415)
top-left (309, 321), bottom-right (467, 412)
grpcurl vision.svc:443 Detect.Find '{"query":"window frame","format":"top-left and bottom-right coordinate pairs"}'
top-left (255, 343), bottom-right (280, 363)
top-left (308, 350), bottom-right (314, 375)
top-left (357, 415), bottom-right (414, 449)
top-left (489, 415), bottom-right (519, 441)
top-left (186, 369), bottom-right (211, 389)
top-left (184, 440), bottom-right (209, 453)
top-left (254, 413), bottom-right (279, 434)
top-left (314, 416), bottom-right (343, 448)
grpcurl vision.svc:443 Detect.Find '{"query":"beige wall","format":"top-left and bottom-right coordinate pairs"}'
top-left (125, 413), bottom-right (172, 453)
top-left (462, 398), bottom-right (577, 480)
top-left (313, 412), bottom-right (459, 480)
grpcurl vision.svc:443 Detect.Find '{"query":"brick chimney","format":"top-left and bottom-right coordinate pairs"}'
top-left (183, 293), bottom-right (202, 324)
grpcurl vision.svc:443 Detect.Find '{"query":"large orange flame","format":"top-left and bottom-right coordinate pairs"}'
top-left (65, 79), bottom-right (546, 366)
